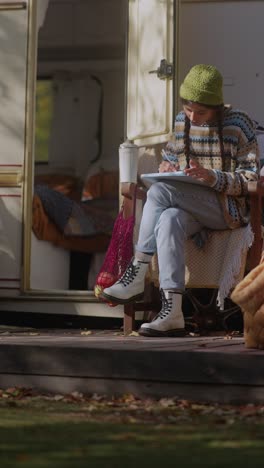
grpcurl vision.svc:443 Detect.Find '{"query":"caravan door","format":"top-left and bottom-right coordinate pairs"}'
top-left (0, 0), bottom-right (175, 317)
top-left (127, 0), bottom-right (176, 147)
top-left (0, 0), bottom-right (36, 296)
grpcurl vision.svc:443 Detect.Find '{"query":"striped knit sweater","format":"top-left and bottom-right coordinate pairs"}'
top-left (163, 106), bottom-right (259, 228)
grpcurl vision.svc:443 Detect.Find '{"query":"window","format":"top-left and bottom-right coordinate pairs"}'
top-left (35, 79), bottom-right (54, 163)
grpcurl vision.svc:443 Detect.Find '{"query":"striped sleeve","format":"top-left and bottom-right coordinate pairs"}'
top-left (213, 112), bottom-right (259, 196)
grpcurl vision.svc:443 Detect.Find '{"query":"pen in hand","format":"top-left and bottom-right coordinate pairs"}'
top-left (161, 150), bottom-right (179, 170)
top-left (161, 149), bottom-right (174, 164)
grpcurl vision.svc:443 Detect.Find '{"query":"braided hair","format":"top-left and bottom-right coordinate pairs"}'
top-left (216, 107), bottom-right (226, 170)
top-left (182, 100), bottom-right (225, 170)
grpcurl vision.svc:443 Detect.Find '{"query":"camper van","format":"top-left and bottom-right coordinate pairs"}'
top-left (0, 0), bottom-right (263, 320)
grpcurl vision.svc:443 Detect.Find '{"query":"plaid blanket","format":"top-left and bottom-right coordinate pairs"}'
top-left (34, 185), bottom-right (118, 237)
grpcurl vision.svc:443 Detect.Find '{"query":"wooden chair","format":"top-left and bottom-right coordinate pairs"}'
top-left (121, 178), bottom-right (264, 335)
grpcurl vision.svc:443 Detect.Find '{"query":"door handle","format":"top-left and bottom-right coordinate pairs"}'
top-left (149, 59), bottom-right (174, 80)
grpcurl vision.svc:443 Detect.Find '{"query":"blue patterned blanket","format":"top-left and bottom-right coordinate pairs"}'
top-left (34, 185), bottom-right (118, 237)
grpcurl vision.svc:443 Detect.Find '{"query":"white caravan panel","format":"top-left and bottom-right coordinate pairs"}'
top-left (179, 0), bottom-right (264, 123)
top-left (0, 1), bottom-right (30, 295)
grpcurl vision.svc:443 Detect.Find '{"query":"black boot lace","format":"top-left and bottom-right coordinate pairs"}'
top-left (119, 261), bottom-right (140, 287)
top-left (155, 289), bottom-right (172, 320)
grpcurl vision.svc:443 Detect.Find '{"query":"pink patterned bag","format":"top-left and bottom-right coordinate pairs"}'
top-left (94, 193), bottom-right (136, 305)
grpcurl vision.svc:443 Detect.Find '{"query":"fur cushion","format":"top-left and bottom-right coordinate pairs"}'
top-left (231, 262), bottom-right (264, 349)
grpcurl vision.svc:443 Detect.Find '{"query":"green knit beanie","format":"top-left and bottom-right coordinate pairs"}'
top-left (179, 64), bottom-right (223, 106)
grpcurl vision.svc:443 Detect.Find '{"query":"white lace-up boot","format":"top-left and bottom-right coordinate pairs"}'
top-left (100, 257), bottom-right (149, 304)
top-left (139, 289), bottom-right (185, 337)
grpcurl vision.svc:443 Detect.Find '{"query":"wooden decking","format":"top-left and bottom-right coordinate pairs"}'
top-left (0, 327), bottom-right (263, 404)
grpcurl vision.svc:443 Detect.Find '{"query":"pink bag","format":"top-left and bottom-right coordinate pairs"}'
top-left (94, 194), bottom-right (136, 305)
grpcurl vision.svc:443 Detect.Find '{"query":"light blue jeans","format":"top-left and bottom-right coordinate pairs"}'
top-left (136, 181), bottom-right (229, 291)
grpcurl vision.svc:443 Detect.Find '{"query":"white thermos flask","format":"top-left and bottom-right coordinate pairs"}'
top-left (119, 140), bottom-right (139, 183)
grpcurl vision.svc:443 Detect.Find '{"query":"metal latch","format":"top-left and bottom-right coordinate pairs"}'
top-left (149, 59), bottom-right (174, 80)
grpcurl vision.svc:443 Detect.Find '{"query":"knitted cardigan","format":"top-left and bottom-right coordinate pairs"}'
top-left (164, 106), bottom-right (259, 229)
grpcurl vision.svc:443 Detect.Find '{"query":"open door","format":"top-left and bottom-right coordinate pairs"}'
top-left (28, 0), bottom-right (127, 295)
top-left (126, 0), bottom-right (175, 146)
top-left (0, 0), bottom-right (36, 296)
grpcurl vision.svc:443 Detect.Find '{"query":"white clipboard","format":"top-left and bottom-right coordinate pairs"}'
top-left (141, 171), bottom-right (207, 187)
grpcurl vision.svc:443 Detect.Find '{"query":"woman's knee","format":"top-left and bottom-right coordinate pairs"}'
top-left (155, 208), bottom-right (184, 234)
top-left (147, 182), bottom-right (170, 203)
top-left (159, 207), bottom-right (183, 226)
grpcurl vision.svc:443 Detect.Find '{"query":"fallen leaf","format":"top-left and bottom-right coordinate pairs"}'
top-left (122, 393), bottom-right (136, 403)
top-left (159, 398), bottom-right (176, 408)
top-left (128, 331), bottom-right (139, 337)
top-left (70, 391), bottom-right (84, 400)
top-left (191, 404), bottom-right (206, 412)
top-left (127, 417), bottom-right (138, 424)
top-left (91, 393), bottom-right (105, 401)
top-left (53, 395), bottom-right (64, 401)
top-left (6, 387), bottom-right (18, 394)
top-left (80, 331), bottom-right (92, 336)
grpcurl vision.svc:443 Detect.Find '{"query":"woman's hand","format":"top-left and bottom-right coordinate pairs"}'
top-left (184, 159), bottom-right (216, 186)
top-left (159, 161), bottom-right (180, 173)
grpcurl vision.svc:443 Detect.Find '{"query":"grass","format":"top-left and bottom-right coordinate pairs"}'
top-left (0, 396), bottom-right (264, 467)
